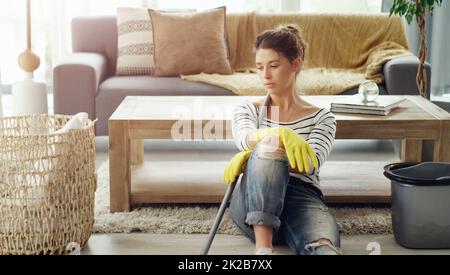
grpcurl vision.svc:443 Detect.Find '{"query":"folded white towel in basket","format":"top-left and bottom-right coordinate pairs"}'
top-left (40, 112), bottom-right (90, 185)
top-left (54, 112), bottom-right (88, 134)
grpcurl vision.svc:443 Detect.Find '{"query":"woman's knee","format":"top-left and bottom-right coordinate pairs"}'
top-left (287, 237), bottom-right (342, 255)
top-left (256, 136), bottom-right (286, 159)
top-left (301, 238), bottom-right (343, 255)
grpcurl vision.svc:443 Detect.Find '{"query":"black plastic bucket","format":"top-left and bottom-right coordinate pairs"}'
top-left (384, 162), bottom-right (450, 249)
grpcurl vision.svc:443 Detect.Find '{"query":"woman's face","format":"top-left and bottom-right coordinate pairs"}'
top-left (255, 48), bottom-right (301, 95)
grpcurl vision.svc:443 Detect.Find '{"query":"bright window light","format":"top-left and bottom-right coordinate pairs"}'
top-left (300, 0), bottom-right (382, 13)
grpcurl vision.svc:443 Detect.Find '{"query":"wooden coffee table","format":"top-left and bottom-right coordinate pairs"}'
top-left (108, 96), bottom-right (450, 212)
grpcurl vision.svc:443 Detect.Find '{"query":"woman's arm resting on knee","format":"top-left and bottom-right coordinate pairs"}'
top-left (254, 127), bottom-right (318, 173)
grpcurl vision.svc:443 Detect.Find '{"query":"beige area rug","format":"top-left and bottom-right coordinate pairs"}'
top-left (94, 162), bottom-right (392, 235)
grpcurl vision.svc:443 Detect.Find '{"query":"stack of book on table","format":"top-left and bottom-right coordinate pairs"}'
top-left (330, 95), bottom-right (407, 116)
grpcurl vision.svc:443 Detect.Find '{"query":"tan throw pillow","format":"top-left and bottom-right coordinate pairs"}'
top-left (116, 7), bottom-right (155, 76)
top-left (149, 7), bottom-right (233, 76)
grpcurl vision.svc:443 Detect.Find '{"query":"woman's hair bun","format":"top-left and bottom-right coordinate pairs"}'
top-left (277, 24), bottom-right (300, 36)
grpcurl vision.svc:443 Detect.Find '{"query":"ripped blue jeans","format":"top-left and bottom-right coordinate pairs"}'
top-left (229, 144), bottom-right (342, 255)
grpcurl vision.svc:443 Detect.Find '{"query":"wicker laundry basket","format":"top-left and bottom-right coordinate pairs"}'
top-left (0, 114), bottom-right (97, 255)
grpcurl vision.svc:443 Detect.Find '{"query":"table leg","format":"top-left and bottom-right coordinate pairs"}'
top-left (131, 139), bottom-right (144, 165)
top-left (434, 121), bottom-right (450, 162)
top-left (401, 139), bottom-right (423, 162)
top-left (109, 120), bottom-right (131, 212)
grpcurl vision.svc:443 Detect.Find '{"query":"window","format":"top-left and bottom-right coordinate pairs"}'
top-left (152, 0), bottom-right (280, 13)
top-left (299, 0), bottom-right (382, 13)
top-left (0, 0), bottom-right (147, 85)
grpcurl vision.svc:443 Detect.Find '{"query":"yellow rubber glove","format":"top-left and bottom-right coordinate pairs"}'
top-left (255, 127), bottom-right (319, 173)
top-left (222, 151), bottom-right (252, 185)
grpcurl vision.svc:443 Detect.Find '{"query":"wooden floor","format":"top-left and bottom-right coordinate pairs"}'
top-left (82, 233), bottom-right (450, 255)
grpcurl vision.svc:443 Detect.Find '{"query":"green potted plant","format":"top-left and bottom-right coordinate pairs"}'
top-left (389, 0), bottom-right (442, 99)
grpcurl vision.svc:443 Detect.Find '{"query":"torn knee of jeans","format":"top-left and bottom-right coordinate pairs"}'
top-left (257, 136), bottom-right (286, 158)
top-left (303, 238), bottom-right (342, 255)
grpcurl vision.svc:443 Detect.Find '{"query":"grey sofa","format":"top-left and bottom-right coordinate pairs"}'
top-left (53, 16), bottom-right (431, 136)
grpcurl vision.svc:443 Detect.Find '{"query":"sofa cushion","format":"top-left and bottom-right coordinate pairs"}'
top-left (116, 7), bottom-right (155, 76)
top-left (98, 76), bottom-right (234, 96)
top-left (149, 7), bottom-right (233, 77)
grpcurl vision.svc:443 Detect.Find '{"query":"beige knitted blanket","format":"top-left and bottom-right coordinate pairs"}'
top-left (181, 12), bottom-right (412, 96)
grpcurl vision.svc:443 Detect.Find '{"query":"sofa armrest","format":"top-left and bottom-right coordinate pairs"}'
top-left (383, 55), bottom-right (432, 100)
top-left (53, 53), bottom-right (108, 120)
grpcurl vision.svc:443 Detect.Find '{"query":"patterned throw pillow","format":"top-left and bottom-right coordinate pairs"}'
top-left (116, 7), bottom-right (155, 76)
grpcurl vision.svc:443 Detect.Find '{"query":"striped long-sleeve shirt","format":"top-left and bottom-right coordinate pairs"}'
top-left (231, 100), bottom-right (337, 191)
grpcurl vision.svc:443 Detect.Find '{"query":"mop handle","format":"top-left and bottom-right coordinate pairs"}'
top-left (200, 180), bottom-right (237, 255)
